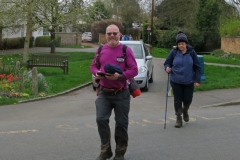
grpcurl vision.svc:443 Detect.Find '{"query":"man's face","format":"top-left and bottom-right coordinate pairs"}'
top-left (106, 26), bottom-right (120, 47)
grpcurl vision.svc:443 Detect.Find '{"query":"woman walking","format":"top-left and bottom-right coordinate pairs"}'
top-left (164, 31), bottom-right (201, 128)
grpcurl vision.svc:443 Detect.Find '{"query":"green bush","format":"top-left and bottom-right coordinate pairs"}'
top-left (21, 36), bottom-right (35, 48)
top-left (3, 38), bottom-right (22, 49)
top-left (155, 29), bottom-right (206, 52)
top-left (2, 37), bottom-right (34, 49)
top-left (158, 29), bottom-right (178, 48)
top-left (219, 18), bottom-right (240, 37)
top-left (142, 23), bottom-right (158, 45)
top-left (35, 36), bottom-right (61, 47)
top-left (55, 36), bottom-right (61, 47)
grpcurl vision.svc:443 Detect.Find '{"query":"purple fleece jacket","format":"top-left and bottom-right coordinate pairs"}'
top-left (90, 43), bottom-right (138, 89)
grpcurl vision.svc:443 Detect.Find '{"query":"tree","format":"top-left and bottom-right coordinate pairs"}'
top-left (33, 0), bottom-right (84, 53)
top-left (110, 0), bottom-right (142, 31)
top-left (22, 0), bottom-right (36, 63)
top-left (0, 0), bottom-right (37, 63)
top-left (219, 0), bottom-right (240, 36)
top-left (154, 0), bottom-right (198, 30)
top-left (229, 0), bottom-right (240, 12)
top-left (79, 0), bottom-right (110, 33)
top-left (0, 1), bottom-right (24, 50)
top-left (196, 0), bottom-right (221, 51)
top-left (90, 1), bottom-right (110, 21)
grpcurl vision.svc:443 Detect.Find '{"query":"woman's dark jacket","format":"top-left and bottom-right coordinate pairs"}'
top-left (164, 45), bottom-right (201, 84)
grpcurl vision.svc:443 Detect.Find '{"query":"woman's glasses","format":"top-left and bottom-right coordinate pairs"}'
top-left (106, 32), bottom-right (118, 36)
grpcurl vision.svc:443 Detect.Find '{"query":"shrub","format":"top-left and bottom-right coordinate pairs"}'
top-left (2, 37), bottom-right (34, 49)
top-left (141, 23), bottom-right (158, 46)
top-left (3, 38), bottom-right (22, 49)
top-left (21, 36), bottom-right (35, 48)
top-left (0, 68), bottom-right (50, 98)
top-left (155, 29), bottom-right (206, 52)
top-left (23, 70), bottom-right (50, 94)
top-left (219, 18), bottom-right (240, 37)
top-left (160, 29), bottom-right (178, 48)
top-left (35, 36), bottom-right (61, 47)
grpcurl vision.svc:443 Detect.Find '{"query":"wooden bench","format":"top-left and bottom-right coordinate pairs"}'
top-left (27, 54), bottom-right (69, 74)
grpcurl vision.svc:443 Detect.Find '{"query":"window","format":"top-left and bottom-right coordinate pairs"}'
top-left (43, 28), bottom-right (50, 36)
top-left (59, 26), bottom-right (63, 32)
top-left (21, 28), bottom-right (24, 37)
top-left (143, 45), bottom-right (150, 57)
top-left (126, 44), bottom-right (143, 58)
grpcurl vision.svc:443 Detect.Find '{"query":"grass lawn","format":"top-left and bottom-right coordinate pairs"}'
top-left (195, 65), bottom-right (240, 91)
top-left (152, 47), bottom-right (240, 65)
top-left (1, 47), bottom-right (240, 106)
top-left (36, 53), bottom-right (94, 94)
top-left (0, 52), bottom-right (94, 106)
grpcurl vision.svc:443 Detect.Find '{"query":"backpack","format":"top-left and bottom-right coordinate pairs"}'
top-left (96, 44), bottom-right (141, 98)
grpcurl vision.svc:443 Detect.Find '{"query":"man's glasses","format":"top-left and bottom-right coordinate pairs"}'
top-left (106, 32), bottom-right (118, 36)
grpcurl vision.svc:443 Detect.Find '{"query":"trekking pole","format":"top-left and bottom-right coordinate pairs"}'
top-left (164, 74), bottom-right (170, 129)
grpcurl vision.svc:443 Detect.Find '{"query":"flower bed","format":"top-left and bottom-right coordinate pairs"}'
top-left (0, 73), bottom-right (29, 98)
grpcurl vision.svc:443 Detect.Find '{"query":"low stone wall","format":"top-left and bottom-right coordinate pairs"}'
top-left (55, 32), bottom-right (82, 46)
top-left (221, 37), bottom-right (240, 54)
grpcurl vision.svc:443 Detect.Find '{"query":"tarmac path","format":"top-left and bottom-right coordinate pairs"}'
top-left (0, 56), bottom-right (240, 159)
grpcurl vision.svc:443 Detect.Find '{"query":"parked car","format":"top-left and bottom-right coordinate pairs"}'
top-left (92, 40), bottom-right (154, 91)
top-left (82, 32), bottom-right (92, 42)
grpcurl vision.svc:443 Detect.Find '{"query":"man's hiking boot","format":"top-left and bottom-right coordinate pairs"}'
top-left (183, 104), bottom-right (190, 122)
top-left (95, 143), bottom-right (113, 160)
top-left (175, 116), bottom-right (182, 128)
top-left (113, 154), bottom-right (124, 160)
top-left (114, 140), bottom-right (127, 160)
top-left (95, 153), bottom-right (113, 160)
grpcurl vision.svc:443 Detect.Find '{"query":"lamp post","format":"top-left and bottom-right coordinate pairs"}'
top-left (116, 6), bottom-right (122, 21)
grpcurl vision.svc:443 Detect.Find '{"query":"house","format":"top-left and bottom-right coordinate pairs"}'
top-left (2, 25), bottom-right (50, 39)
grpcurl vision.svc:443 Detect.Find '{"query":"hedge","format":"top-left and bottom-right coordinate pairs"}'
top-left (1, 37), bottom-right (34, 50)
top-left (35, 36), bottom-right (61, 47)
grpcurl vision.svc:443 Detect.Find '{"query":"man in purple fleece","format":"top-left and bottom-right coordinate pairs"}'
top-left (90, 24), bottom-right (138, 160)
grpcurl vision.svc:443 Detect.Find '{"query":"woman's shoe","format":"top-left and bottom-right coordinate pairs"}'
top-left (175, 116), bottom-right (182, 128)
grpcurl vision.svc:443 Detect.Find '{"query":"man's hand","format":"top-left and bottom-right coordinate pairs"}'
top-left (105, 72), bottom-right (119, 80)
top-left (95, 72), bottom-right (105, 79)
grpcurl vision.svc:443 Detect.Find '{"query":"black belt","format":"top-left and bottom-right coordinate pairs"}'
top-left (101, 86), bottom-right (124, 95)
